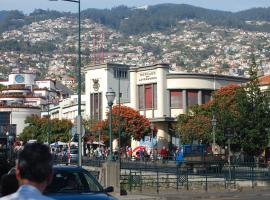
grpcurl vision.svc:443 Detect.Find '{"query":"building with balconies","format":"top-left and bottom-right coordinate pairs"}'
top-left (0, 72), bottom-right (73, 136)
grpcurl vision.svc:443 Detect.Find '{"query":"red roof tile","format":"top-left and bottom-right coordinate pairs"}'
top-left (259, 75), bottom-right (270, 86)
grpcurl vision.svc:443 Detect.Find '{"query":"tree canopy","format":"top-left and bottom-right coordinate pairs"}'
top-left (92, 105), bottom-right (153, 146)
top-left (20, 115), bottom-right (72, 143)
top-left (176, 57), bottom-right (270, 157)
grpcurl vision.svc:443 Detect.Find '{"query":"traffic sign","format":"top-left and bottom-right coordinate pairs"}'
top-left (70, 125), bottom-right (85, 137)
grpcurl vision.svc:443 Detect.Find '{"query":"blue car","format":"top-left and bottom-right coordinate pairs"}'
top-left (45, 165), bottom-right (117, 200)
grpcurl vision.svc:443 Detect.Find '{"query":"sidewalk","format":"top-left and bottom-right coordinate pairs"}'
top-left (113, 187), bottom-right (270, 200)
top-left (114, 194), bottom-right (161, 200)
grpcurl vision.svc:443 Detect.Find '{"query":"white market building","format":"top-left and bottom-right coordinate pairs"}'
top-left (84, 63), bottom-right (249, 149)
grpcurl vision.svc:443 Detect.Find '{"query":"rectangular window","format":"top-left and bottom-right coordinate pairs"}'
top-left (187, 90), bottom-right (198, 107)
top-left (114, 68), bottom-right (128, 79)
top-left (202, 90), bottom-right (212, 104)
top-left (138, 83), bottom-right (157, 110)
top-left (145, 84), bottom-right (152, 109)
top-left (90, 93), bottom-right (102, 120)
top-left (170, 90), bottom-right (182, 108)
top-left (138, 85), bottom-right (144, 109)
top-left (0, 112), bottom-right (10, 124)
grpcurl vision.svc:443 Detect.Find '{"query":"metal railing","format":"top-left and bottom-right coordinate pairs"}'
top-left (120, 159), bottom-right (270, 193)
top-left (53, 155), bottom-right (270, 192)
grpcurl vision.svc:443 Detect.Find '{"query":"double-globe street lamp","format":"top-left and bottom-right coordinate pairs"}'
top-left (106, 88), bottom-right (116, 161)
top-left (49, 0), bottom-right (82, 166)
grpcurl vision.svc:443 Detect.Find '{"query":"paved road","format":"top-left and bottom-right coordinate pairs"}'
top-left (115, 187), bottom-right (270, 200)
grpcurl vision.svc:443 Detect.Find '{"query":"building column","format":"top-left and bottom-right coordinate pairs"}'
top-left (183, 89), bottom-right (187, 114)
top-left (129, 69), bottom-right (137, 109)
top-left (198, 90), bottom-right (202, 105)
top-left (156, 122), bottom-right (170, 149)
top-left (156, 66), bottom-right (168, 118)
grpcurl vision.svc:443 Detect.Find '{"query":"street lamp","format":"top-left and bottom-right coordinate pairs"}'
top-left (117, 68), bottom-right (121, 162)
top-left (211, 115), bottom-right (217, 153)
top-left (6, 131), bottom-right (9, 144)
top-left (50, 0), bottom-right (82, 166)
top-left (6, 131), bottom-right (13, 161)
top-left (106, 88), bottom-right (116, 161)
top-left (47, 92), bottom-right (51, 144)
top-left (150, 123), bottom-right (154, 151)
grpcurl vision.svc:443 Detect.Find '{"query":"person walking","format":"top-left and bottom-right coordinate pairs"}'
top-left (0, 142), bottom-right (55, 200)
top-left (160, 146), bottom-right (168, 163)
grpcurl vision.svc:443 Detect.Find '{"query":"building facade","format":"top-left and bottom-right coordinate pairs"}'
top-left (84, 63), bottom-right (249, 149)
top-left (0, 72), bottom-right (73, 136)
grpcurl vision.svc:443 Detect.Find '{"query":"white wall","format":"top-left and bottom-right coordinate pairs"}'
top-left (5, 108), bottom-right (40, 135)
top-left (9, 73), bottom-right (36, 85)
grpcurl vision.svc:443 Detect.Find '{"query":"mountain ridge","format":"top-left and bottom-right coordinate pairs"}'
top-left (1, 4), bottom-right (270, 34)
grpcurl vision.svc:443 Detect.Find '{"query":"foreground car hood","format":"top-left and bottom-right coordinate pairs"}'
top-left (47, 192), bottom-right (117, 200)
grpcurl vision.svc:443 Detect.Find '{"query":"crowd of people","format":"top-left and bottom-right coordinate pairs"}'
top-left (86, 145), bottom-right (183, 163)
top-left (84, 144), bottom-right (185, 163)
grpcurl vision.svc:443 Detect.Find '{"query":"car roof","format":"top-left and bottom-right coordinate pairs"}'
top-left (53, 165), bottom-right (85, 171)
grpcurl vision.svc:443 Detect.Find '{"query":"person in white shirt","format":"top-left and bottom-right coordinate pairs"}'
top-left (0, 143), bottom-right (54, 200)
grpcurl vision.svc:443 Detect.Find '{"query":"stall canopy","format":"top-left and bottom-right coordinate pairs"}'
top-left (50, 141), bottom-right (67, 147)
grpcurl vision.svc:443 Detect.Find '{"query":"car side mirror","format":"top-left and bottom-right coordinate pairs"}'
top-left (104, 186), bottom-right (114, 193)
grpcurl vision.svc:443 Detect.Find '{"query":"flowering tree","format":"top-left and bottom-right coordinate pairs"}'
top-left (95, 105), bottom-right (152, 146)
top-left (176, 84), bottom-right (243, 146)
top-left (176, 57), bottom-right (270, 157)
top-left (176, 109), bottom-right (212, 144)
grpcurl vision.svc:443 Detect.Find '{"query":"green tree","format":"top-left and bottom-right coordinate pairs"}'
top-left (236, 57), bottom-right (270, 156)
top-left (211, 84), bottom-right (243, 150)
top-left (0, 84), bottom-right (6, 90)
top-left (82, 117), bottom-right (99, 142)
top-left (20, 115), bottom-right (72, 143)
top-left (176, 105), bottom-right (212, 144)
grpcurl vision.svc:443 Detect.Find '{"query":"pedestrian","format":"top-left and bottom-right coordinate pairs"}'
top-left (127, 147), bottom-right (132, 160)
top-left (139, 147), bottom-right (144, 161)
top-left (160, 146), bottom-right (168, 163)
top-left (153, 148), bottom-right (158, 162)
top-left (0, 142), bottom-right (54, 200)
top-left (176, 146), bottom-right (184, 166)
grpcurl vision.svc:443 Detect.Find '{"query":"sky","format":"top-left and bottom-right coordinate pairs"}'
top-left (1, 0), bottom-right (270, 14)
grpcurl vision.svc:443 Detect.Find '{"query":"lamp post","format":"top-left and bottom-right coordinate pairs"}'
top-left (211, 115), bottom-right (217, 153)
top-left (98, 126), bottom-right (101, 149)
top-left (106, 88), bottom-right (116, 161)
top-left (6, 131), bottom-right (13, 162)
top-left (6, 132), bottom-right (9, 147)
top-left (150, 123), bottom-right (154, 151)
top-left (47, 92), bottom-right (51, 144)
top-left (50, 0), bottom-right (82, 166)
top-left (118, 68), bottom-right (121, 162)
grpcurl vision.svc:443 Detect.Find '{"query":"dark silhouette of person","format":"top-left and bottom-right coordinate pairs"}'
top-left (0, 173), bottom-right (18, 196)
top-left (0, 142), bottom-right (54, 200)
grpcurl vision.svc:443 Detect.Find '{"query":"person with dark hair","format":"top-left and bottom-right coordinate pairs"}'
top-left (0, 173), bottom-right (18, 196)
top-left (0, 143), bottom-right (54, 200)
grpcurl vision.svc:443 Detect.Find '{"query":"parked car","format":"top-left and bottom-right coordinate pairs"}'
top-left (56, 148), bottom-right (78, 163)
top-left (69, 148), bottom-right (79, 163)
top-left (45, 165), bottom-right (117, 200)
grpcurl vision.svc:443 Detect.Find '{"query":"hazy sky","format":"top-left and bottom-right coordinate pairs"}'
top-left (1, 0), bottom-right (270, 14)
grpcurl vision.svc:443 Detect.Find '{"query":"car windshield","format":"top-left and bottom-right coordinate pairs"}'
top-left (45, 169), bottom-right (103, 194)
